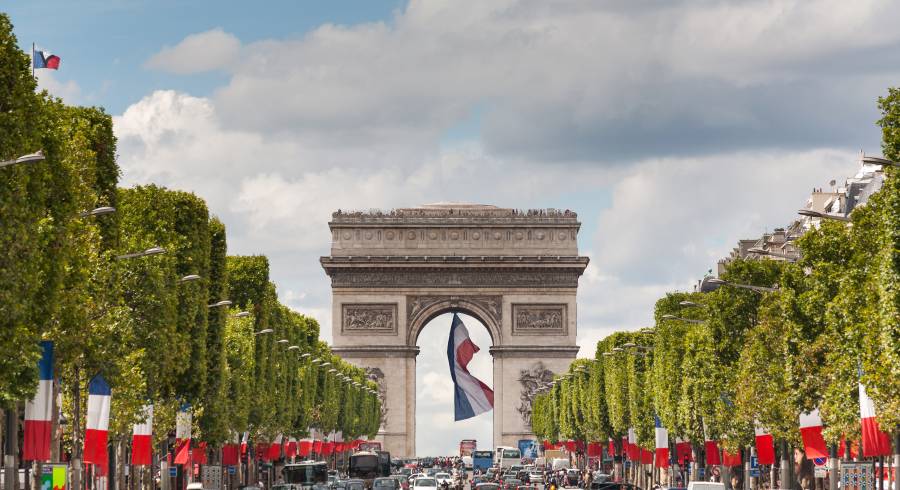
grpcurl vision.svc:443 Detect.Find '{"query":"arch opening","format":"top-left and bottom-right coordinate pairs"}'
top-left (415, 312), bottom-right (494, 457)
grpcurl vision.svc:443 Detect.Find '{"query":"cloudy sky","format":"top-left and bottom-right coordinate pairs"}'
top-left (9, 0), bottom-right (900, 456)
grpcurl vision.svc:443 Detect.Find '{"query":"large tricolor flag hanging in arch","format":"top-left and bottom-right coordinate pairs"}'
top-left (24, 341), bottom-right (53, 461)
top-left (447, 313), bottom-right (494, 421)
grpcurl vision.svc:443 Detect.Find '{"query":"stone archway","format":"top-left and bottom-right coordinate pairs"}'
top-left (321, 204), bottom-right (589, 457)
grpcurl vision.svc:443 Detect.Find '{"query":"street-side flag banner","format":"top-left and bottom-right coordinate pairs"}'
top-left (675, 437), bottom-right (692, 464)
top-left (174, 405), bottom-right (192, 465)
top-left (627, 427), bottom-right (639, 460)
top-left (447, 313), bottom-right (494, 421)
top-left (131, 404), bottom-right (153, 465)
top-left (24, 341), bottom-right (53, 462)
top-left (858, 381), bottom-right (891, 457)
top-left (754, 424), bottom-right (775, 465)
top-left (704, 440), bottom-right (721, 466)
top-left (654, 416), bottom-right (669, 468)
top-left (798, 409), bottom-right (828, 460)
top-left (33, 48), bottom-right (61, 70)
top-left (83, 375), bottom-right (111, 472)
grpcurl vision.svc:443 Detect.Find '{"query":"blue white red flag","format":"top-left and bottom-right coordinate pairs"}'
top-left (654, 416), bottom-right (669, 468)
top-left (23, 341), bottom-right (53, 461)
top-left (131, 404), bottom-right (153, 466)
top-left (447, 313), bottom-right (493, 421)
top-left (84, 375), bottom-right (111, 474)
top-left (858, 379), bottom-right (891, 457)
top-left (33, 48), bottom-right (60, 70)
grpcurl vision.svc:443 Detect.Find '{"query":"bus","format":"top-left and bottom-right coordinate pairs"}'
top-left (282, 461), bottom-right (328, 490)
top-left (349, 451), bottom-right (381, 487)
top-left (460, 439), bottom-right (477, 457)
top-left (494, 446), bottom-right (521, 469)
top-left (472, 451), bottom-right (493, 472)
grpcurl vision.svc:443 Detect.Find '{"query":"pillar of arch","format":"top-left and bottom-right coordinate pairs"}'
top-left (321, 204), bottom-right (588, 457)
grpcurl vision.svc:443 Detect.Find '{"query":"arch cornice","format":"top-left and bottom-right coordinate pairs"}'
top-left (405, 295), bottom-right (502, 346)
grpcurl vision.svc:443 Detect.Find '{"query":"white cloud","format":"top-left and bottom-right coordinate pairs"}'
top-left (36, 70), bottom-right (81, 103)
top-left (113, 0), bottom-right (895, 455)
top-left (145, 28), bottom-right (241, 74)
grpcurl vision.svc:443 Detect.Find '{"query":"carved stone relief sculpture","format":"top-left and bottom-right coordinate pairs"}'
top-left (512, 304), bottom-right (567, 335)
top-left (517, 362), bottom-right (554, 425)
top-left (342, 303), bottom-right (398, 335)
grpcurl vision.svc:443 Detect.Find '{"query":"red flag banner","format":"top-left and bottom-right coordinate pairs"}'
top-left (194, 442), bottom-right (208, 465)
top-left (675, 440), bottom-right (692, 464)
top-left (704, 441), bottom-right (721, 466)
top-left (722, 449), bottom-right (741, 467)
top-left (299, 440), bottom-right (312, 457)
top-left (640, 448), bottom-right (653, 465)
top-left (222, 444), bottom-right (239, 466)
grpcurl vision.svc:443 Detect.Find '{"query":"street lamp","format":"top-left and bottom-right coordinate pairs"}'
top-left (700, 276), bottom-right (777, 293)
top-left (116, 246), bottom-right (165, 260)
top-left (208, 300), bottom-right (232, 308)
top-left (661, 314), bottom-right (704, 325)
top-left (232, 311), bottom-right (251, 318)
top-left (79, 206), bottom-right (116, 218)
top-left (178, 274), bottom-right (201, 283)
top-left (254, 328), bottom-right (274, 335)
top-left (861, 155), bottom-right (900, 168)
top-left (287, 345), bottom-right (300, 351)
top-left (277, 339), bottom-right (289, 344)
top-left (300, 353), bottom-right (311, 358)
top-left (1, 150), bottom-right (45, 168)
top-left (797, 209), bottom-right (851, 222)
top-left (679, 301), bottom-right (705, 308)
top-left (747, 247), bottom-right (798, 261)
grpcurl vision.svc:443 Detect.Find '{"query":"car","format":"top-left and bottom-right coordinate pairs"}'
top-left (501, 479), bottom-right (522, 490)
top-left (374, 478), bottom-right (401, 490)
top-left (390, 475), bottom-right (410, 490)
top-left (434, 473), bottom-right (453, 487)
top-left (475, 485), bottom-right (500, 490)
top-left (686, 483), bottom-right (725, 490)
top-left (412, 478), bottom-right (437, 490)
top-left (566, 469), bottom-right (581, 486)
top-left (186, 484), bottom-right (211, 490)
top-left (527, 472), bottom-right (543, 484)
top-left (516, 486), bottom-right (538, 490)
top-left (589, 484), bottom-right (643, 490)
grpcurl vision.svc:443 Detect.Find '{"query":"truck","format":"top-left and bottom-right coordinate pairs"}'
top-left (459, 439), bottom-right (477, 457)
top-left (472, 451), bottom-right (493, 472)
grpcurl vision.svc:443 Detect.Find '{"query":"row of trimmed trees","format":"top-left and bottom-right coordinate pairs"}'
top-left (532, 90), bottom-right (899, 475)
top-left (0, 10), bottom-right (380, 481)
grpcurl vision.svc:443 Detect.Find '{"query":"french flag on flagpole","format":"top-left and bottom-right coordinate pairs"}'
top-left (24, 341), bottom-right (53, 462)
top-left (754, 424), bottom-right (775, 465)
top-left (858, 380), bottom-right (892, 457)
top-left (32, 46), bottom-right (60, 70)
top-left (131, 405), bottom-right (153, 465)
top-left (654, 416), bottom-right (669, 468)
top-left (799, 410), bottom-right (828, 460)
top-left (83, 375), bottom-right (111, 471)
top-left (447, 313), bottom-right (493, 421)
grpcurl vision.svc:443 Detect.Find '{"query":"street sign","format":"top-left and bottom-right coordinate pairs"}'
top-left (228, 467), bottom-right (236, 475)
top-left (751, 456), bottom-right (759, 469)
top-left (814, 467), bottom-right (828, 478)
top-left (813, 457), bottom-right (827, 466)
top-left (169, 468), bottom-right (177, 477)
top-left (750, 469), bottom-right (760, 478)
top-left (698, 468), bottom-right (705, 478)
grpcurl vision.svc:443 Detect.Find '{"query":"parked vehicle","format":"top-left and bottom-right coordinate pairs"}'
top-left (411, 478), bottom-right (437, 490)
top-left (687, 483), bottom-right (726, 490)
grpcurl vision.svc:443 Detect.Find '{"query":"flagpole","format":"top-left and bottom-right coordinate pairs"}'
top-left (32, 42), bottom-right (35, 79)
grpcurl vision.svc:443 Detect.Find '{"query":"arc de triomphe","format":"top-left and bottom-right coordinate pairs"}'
top-left (321, 204), bottom-right (589, 457)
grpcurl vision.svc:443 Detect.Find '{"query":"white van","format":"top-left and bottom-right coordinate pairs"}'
top-left (550, 458), bottom-right (570, 471)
